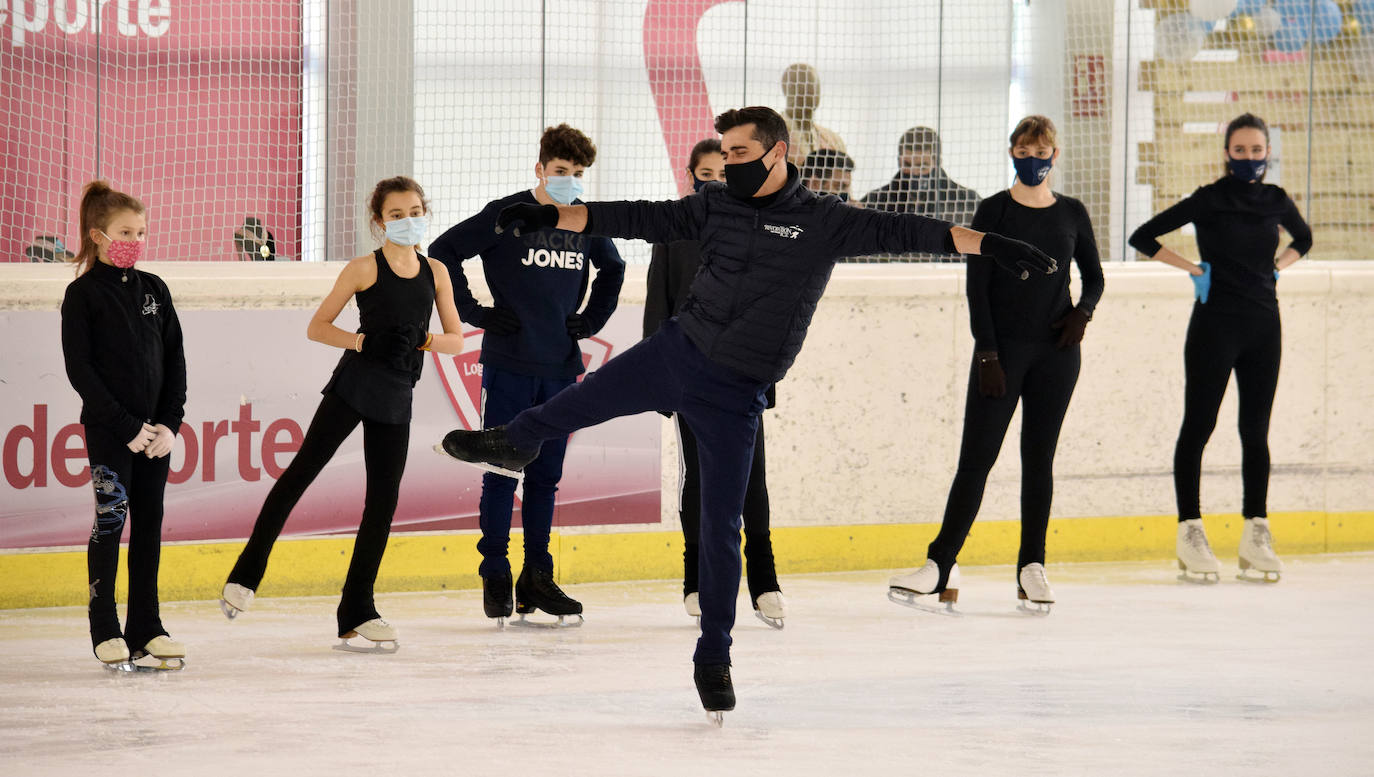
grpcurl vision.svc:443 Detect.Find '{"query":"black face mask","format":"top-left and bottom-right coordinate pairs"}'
top-left (724, 149), bottom-right (778, 198)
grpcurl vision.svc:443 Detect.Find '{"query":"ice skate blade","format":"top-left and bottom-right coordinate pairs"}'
top-left (220, 599), bottom-right (242, 620)
top-left (106, 657), bottom-right (185, 673)
top-left (887, 587), bottom-right (960, 616)
top-left (1236, 569), bottom-right (1281, 583)
top-left (1177, 571), bottom-right (1221, 584)
top-left (431, 444), bottom-right (521, 480)
top-left (754, 610), bottom-right (784, 630)
top-left (509, 613), bottom-right (584, 629)
top-left (1016, 601), bottom-right (1052, 616)
top-left (332, 636), bottom-right (400, 654)
top-left (706, 711), bottom-right (724, 728)
top-left (493, 616), bottom-right (507, 630)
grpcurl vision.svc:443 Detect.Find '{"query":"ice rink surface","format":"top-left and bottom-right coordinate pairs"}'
top-left (3, 553), bottom-right (1373, 777)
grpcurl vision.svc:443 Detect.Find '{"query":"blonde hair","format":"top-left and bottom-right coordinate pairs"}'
top-left (1009, 115), bottom-right (1058, 149)
top-left (74, 181), bottom-right (144, 275)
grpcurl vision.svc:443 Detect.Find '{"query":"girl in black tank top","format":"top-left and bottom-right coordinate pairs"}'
top-left (222, 177), bottom-right (468, 649)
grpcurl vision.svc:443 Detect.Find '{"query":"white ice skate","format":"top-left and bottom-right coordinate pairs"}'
top-left (220, 583), bottom-right (255, 620)
top-left (334, 618), bottom-right (400, 654)
top-left (753, 591), bottom-right (786, 630)
top-left (96, 637), bottom-right (133, 672)
top-left (130, 635), bottom-right (186, 671)
top-left (1237, 517), bottom-right (1282, 582)
top-left (684, 592), bottom-right (701, 620)
top-left (888, 560), bottom-right (960, 614)
top-left (1017, 563), bottom-right (1054, 615)
top-left (1177, 519), bottom-right (1221, 583)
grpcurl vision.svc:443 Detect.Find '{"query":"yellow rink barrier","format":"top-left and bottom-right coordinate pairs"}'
top-left (2, 511), bottom-right (1371, 609)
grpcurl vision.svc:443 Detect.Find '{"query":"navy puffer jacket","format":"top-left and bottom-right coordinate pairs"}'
top-left (586, 165), bottom-right (953, 382)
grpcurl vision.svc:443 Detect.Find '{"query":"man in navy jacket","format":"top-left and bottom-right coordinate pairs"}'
top-left (439, 106), bottom-right (1054, 719)
top-left (430, 123), bottom-right (624, 627)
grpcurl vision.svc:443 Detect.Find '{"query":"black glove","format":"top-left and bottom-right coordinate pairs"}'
top-left (566, 312), bottom-right (592, 339)
top-left (979, 232), bottom-right (1058, 280)
top-left (360, 327), bottom-right (411, 365)
top-left (469, 306), bottom-right (521, 336)
top-left (495, 203), bottom-right (559, 237)
top-left (976, 353), bottom-right (1006, 398)
top-left (1052, 307), bottom-right (1090, 350)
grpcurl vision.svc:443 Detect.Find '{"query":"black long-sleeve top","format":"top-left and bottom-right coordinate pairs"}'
top-left (967, 191), bottom-right (1105, 352)
top-left (60, 260), bottom-right (187, 443)
top-left (430, 190), bottom-right (625, 378)
top-left (1128, 175), bottom-right (1312, 314)
top-left (586, 166), bottom-right (953, 383)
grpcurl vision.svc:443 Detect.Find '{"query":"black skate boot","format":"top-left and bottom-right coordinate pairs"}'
top-left (483, 571), bottom-right (514, 628)
top-left (434, 426), bottom-right (538, 479)
top-left (694, 663), bottom-right (735, 726)
top-left (513, 566), bottom-right (584, 628)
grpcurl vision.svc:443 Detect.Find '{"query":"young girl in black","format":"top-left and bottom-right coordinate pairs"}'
top-left (644, 138), bottom-right (785, 627)
top-left (61, 181), bottom-right (187, 669)
top-left (1129, 113), bottom-right (1311, 583)
top-left (220, 177), bottom-right (466, 650)
top-left (889, 115), bottom-right (1104, 614)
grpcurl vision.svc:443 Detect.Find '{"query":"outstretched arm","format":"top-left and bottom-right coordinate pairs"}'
top-left (495, 196), bottom-right (706, 245)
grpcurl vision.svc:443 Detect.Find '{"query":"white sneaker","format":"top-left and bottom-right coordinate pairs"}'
top-left (753, 591), bottom-right (786, 629)
top-left (1018, 563), bottom-right (1054, 603)
top-left (94, 637), bottom-right (130, 664)
top-left (1176, 519), bottom-right (1221, 582)
top-left (684, 592), bottom-right (701, 618)
top-left (1238, 517), bottom-right (1283, 581)
top-left (140, 635), bottom-right (186, 659)
top-left (220, 583), bottom-right (254, 619)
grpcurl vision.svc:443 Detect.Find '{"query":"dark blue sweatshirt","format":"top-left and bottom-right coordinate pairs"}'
top-left (430, 190), bottom-right (625, 378)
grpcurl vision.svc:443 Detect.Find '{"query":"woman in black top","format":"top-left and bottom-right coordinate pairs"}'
top-left (889, 115), bottom-right (1104, 614)
top-left (1128, 113), bottom-right (1311, 583)
top-left (221, 177), bottom-right (466, 650)
top-left (62, 181), bottom-right (188, 670)
top-left (644, 138), bottom-right (785, 628)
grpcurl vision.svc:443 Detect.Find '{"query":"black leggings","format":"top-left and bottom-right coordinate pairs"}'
top-left (676, 413), bottom-right (777, 598)
top-left (1174, 303), bottom-right (1281, 520)
top-left (84, 424), bottom-right (171, 651)
top-left (927, 341), bottom-right (1081, 571)
top-left (227, 391), bottom-right (409, 636)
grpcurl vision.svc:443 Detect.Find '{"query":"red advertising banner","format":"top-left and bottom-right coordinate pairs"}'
top-left (0, 305), bottom-right (660, 549)
top-left (0, 1), bottom-right (303, 263)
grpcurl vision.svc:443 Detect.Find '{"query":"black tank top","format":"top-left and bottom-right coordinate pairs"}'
top-left (323, 249), bottom-right (436, 424)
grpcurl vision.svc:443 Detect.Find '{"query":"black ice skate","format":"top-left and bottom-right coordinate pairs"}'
top-left (483, 571), bottom-right (514, 629)
top-left (512, 566), bottom-right (584, 628)
top-left (433, 427), bottom-right (538, 480)
top-left (694, 663), bottom-right (735, 727)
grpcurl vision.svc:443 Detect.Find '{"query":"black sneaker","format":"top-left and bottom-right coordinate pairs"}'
top-left (435, 427), bottom-right (538, 479)
top-left (483, 572), bottom-right (514, 619)
top-left (515, 566), bottom-right (583, 617)
top-left (693, 663), bottom-right (736, 712)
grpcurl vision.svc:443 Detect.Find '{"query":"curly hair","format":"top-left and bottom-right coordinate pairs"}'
top-left (539, 123), bottom-right (597, 167)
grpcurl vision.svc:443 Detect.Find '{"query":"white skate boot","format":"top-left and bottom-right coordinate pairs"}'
top-left (1177, 518), bottom-right (1221, 583)
top-left (1017, 563), bottom-right (1054, 615)
top-left (753, 591), bottom-right (786, 630)
top-left (220, 583), bottom-right (255, 620)
top-left (132, 635), bottom-right (186, 671)
top-left (1237, 517), bottom-right (1282, 582)
top-left (95, 637), bottom-right (132, 672)
top-left (334, 618), bottom-right (400, 654)
top-left (684, 592), bottom-right (701, 620)
top-left (888, 560), bottom-right (960, 614)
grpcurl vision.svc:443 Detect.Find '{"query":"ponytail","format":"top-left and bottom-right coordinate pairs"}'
top-left (74, 181), bottom-right (144, 275)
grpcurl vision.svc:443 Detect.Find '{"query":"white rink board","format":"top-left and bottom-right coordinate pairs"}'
top-left (3, 554), bottom-right (1373, 777)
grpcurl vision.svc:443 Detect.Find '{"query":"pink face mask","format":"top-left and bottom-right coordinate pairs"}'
top-left (101, 231), bottom-right (144, 269)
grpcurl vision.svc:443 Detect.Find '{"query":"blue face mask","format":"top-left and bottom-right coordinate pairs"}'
top-left (384, 215), bottom-right (428, 246)
top-left (692, 175), bottom-right (709, 193)
top-left (1012, 155), bottom-right (1054, 187)
top-left (1227, 157), bottom-right (1266, 183)
top-left (544, 175), bottom-right (585, 205)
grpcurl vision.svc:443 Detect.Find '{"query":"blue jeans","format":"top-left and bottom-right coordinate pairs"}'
top-left (477, 365), bottom-right (575, 579)
top-left (507, 320), bottom-right (769, 665)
